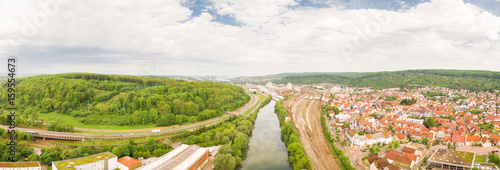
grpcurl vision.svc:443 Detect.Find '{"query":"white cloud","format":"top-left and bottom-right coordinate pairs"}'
top-left (0, 0), bottom-right (499, 75)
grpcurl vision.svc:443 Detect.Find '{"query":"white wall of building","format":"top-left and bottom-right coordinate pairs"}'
top-left (118, 162), bottom-right (129, 170)
top-left (0, 167), bottom-right (41, 170)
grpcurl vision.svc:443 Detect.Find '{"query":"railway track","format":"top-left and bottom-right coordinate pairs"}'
top-left (283, 88), bottom-right (341, 170)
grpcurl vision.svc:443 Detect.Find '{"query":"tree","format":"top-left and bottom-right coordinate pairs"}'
top-left (422, 138), bottom-right (429, 144)
top-left (112, 147), bottom-right (121, 157)
top-left (213, 153), bottom-right (235, 170)
top-left (27, 154), bottom-right (40, 161)
top-left (119, 145), bottom-right (130, 156)
top-left (163, 139), bottom-right (173, 149)
top-left (423, 156), bottom-right (428, 164)
top-left (388, 124), bottom-right (395, 133)
top-left (424, 117), bottom-right (436, 128)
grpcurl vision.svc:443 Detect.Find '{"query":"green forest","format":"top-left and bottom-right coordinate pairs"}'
top-left (0, 73), bottom-right (249, 130)
top-left (272, 70), bottom-right (500, 92)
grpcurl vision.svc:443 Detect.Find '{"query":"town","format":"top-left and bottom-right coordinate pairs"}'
top-left (263, 82), bottom-right (500, 170)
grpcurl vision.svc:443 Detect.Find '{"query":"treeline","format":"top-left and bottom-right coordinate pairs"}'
top-left (320, 115), bottom-right (355, 170)
top-left (41, 137), bottom-right (172, 166)
top-left (272, 70), bottom-right (500, 92)
top-left (0, 73), bottom-right (250, 130)
top-left (0, 129), bottom-right (38, 162)
top-left (275, 101), bottom-right (312, 170)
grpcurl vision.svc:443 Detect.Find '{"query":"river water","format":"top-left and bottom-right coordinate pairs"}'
top-left (241, 100), bottom-right (292, 170)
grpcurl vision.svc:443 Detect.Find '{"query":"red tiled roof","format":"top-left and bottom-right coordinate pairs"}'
top-left (452, 135), bottom-right (465, 143)
top-left (396, 133), bottom-right (406, 140)
top-left (466, 136), bottom-right (480, 142)
top-left (118, 156), bottom-right (141, 168)
top-left (403, 153), bottom-right (417, 162)
top-left (385, 151), bottom-right (403, 161)
top-left (395, 155), bottom-right (413, 166)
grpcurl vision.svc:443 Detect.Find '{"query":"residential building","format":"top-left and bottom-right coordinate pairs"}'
top-left (0, 162), bottom-right (41, 170)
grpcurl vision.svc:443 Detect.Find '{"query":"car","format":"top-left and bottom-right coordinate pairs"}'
top-left (130, 133), bottom-right (133, 135)
top-left (119, 134), bottom-right (122, 136)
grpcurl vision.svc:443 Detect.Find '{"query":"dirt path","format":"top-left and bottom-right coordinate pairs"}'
top-left (284, 88), bottom-right (341, 170)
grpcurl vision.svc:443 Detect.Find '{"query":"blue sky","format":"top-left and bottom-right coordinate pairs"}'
top-left (1, 0), bottom-right (500, 76)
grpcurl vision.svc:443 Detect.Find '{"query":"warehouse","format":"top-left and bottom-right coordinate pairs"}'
top-left (139, 144), bottom-right (209, 170)
top-left (52, 151), bottom-right (117, 170)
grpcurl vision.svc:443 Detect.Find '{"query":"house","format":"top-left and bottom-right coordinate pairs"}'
top-left (385, 151), bottom-right (404, 163)
top-left (403, 152), bottom-right (418, 163)
top-left (395, 155), bottom-right (414, 167)
top-left (396, 133), bottom-right (406, 141)
top-left (402, 146), bottom-right (417, 155)
top-left (367, 155), bottom-right (380, 170)
top-left (346, 130), bottom-right (359, 146)
top-left (482, 137), bottom-right (492, 147)
top-left (451, 135), bottom-right (465, 146)
top-left (490, 134), bottom-right (500, 145)
top-left (465, 136), bottom-right (481, 145)
top-left (117, 156), bottom-right (142, 170)
top-left (436, 131), bottom-right (446, 139)
top-left (481, 130), bottom-right (491, 138)
top-left (373, 158), bottom-right (402, 170)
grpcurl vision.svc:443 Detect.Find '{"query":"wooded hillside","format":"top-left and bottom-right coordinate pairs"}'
top-left (272, 70), bottom-right (500, 92)
top-left (0, 73), bottom-right (249, 129)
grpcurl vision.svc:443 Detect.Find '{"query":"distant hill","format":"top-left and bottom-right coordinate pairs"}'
top-left (272, 70), bottom-right (500, 92)
top-left (0, 73), bottom-right (249, 129)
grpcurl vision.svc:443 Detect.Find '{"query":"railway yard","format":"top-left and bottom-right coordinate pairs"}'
top-left (283, 88), bottom-right (341, 170)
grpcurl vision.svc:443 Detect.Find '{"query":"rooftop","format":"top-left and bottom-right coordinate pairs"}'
top-left (428, 148), bottom-right (475, 167)
top-left (118, 156), bottom-right (141, 168)
top-left (0, 162), bottom-right (40, 167)
top-left (53, 151), bottom-right (116, 170)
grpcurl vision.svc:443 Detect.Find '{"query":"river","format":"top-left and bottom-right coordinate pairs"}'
top-left (240, 100), bottom-right (292, 170)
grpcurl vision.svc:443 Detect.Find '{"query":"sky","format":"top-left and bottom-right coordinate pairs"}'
top-left (1, 0), bottom-right (500, 76)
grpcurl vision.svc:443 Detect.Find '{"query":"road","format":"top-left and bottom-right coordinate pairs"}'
top-left (283, 88), bottom-right (341, 170)
top-left (1, 91), bottom-right (261, 140)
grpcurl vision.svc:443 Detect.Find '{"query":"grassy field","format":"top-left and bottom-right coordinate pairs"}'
top-left (475, 155), bottom-right (487, 163)
top-left (456, 151), bottom-right (475, 164)
top-left (38, 111), bottom-right (157, 129)
top-left (38, 92), bottom-right (259, 130)
top-left (72, 130), bottom-right (148, 135)
top-left (256, 92), bottom-right (267, 100)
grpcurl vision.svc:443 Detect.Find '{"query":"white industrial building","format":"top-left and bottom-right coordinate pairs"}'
top-left (52, 152), bottom-right (117, 170)
top-left (139, 144), bottom-right (209, 170)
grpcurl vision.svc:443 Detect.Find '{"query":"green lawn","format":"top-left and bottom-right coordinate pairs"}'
top-left (475, 155), bottom-right (487, 163)
top-left (456, 151), bottom-right (475, 164)
top-left (38, 111), bottom-right (157, 129)
top-left (256, 92), bottom-right (267, 100)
